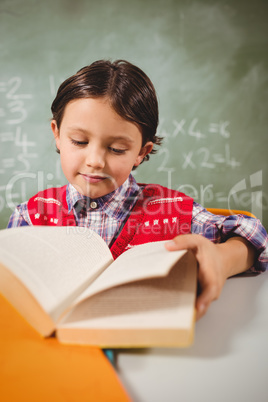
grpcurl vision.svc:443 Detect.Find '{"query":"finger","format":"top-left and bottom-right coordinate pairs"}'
top-left (196, 285), bottom-right (215, 320)
top-left (165, 234), bottom-right (200, 251)
top-left (195, 292), bottom-right (212, 320)
top-left (195, 302), bottom-right (209, 321)
top-left (196, 278), bottom-right (221, 320)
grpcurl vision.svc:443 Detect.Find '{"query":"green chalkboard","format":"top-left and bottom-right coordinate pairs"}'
top-left (0, 0), bottom-right (267, 229)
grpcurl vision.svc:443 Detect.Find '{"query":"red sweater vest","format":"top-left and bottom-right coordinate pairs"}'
top-left (27, 184), bottom-right (193, 259)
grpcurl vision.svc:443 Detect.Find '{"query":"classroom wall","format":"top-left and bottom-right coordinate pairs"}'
top-left (1, 0), bottom-right (267, 229)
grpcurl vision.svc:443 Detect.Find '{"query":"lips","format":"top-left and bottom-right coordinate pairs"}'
top-left (80, 173), bottom-right (108, 184)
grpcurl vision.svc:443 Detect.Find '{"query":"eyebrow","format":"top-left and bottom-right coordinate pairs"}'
top-left (66, 127), bottom-right (89, 135)
top-left (108, 136), bottom-right (135, 144)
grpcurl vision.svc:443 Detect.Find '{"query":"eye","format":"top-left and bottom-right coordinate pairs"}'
top-left (71, 139), bottom-right (88, 146)
top-left (109, 147), bottom-right (127, 155)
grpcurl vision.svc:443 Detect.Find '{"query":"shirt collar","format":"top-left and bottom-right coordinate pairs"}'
top-left (66, 175), bottom-right (141, 220)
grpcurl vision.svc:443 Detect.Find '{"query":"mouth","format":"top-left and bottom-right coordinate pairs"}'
top-left (80, 173), bottom-right (108, 184)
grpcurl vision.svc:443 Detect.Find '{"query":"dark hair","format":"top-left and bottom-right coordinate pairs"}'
top-left (51, 59), bottom-right (162, 164)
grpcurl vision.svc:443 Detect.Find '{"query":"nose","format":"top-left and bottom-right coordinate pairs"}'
top-left (85, 145), bottom-right (105, 169)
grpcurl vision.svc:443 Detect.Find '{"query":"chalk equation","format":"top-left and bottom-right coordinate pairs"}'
top-left (0, 77), bottom-right (38, 216)
top-left (0, 76), bottom-right (38, 177)
top-left (171, 118), bottom-right (230, 139)
top-left (0, 77), bottom-right (32, 125)
top-left (156, 118), bottom-right (240, 172)
top-left (0, 126), bottom-right (38, 174)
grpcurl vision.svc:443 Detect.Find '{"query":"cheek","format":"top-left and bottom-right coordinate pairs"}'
top-left (60, 147), bottom-right (79, 170)
top-left (110, 156), bottom-right (136, 173)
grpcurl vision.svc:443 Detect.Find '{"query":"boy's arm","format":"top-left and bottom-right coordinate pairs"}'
top-left (191, 203), bottom-right (268, 273)
top-left (165, 234), bottom-right (256, 320)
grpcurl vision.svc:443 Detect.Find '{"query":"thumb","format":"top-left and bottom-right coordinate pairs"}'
top-left (165, 239), bottom-right (181, 251)
top-left (165, 234), bottom-right (198, 251)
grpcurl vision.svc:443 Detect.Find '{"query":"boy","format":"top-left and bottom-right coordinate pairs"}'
top-left (8, 60), bottom-right (268, 319)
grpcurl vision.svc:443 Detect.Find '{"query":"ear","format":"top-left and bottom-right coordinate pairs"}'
top-left (134, 141), bottom-right (154, 167)
top-left (51, 120), bottom-right (60, 151)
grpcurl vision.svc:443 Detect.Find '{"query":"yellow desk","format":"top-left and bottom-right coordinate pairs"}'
top-left (0, 295), bottom-right (129, 402)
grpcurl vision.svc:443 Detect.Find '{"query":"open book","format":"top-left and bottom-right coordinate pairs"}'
top-left (0, 226), bottom-right (197, 348)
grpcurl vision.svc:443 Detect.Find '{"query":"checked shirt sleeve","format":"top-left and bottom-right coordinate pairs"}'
top-left (7, 202), bottom-right (31, 228)
top-left (191, 202), bottom-right (268, 272)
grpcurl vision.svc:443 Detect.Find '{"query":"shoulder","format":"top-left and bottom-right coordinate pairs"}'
top-left (135, 183), bottom-right (193, 219)
top-left (27, 185), bottom-right (69, 223)
top-left (28, 185), bottom-right (68, 204)
top-left (8, 185), bottom-right (70, 227)
top-left (139, 183), bottom-right (193, 202)
top-left (27, 185), bottom-right (69, 214)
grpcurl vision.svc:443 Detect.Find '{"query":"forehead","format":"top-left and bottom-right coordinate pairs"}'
top-left (61, 98), bottom-right (143, 141)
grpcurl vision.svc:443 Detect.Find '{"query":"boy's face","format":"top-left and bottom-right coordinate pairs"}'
top-left (51, 97), bottom-right (153, 199)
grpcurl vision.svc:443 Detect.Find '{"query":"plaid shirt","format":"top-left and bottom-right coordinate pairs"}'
top-left (7, 175), bottom-right (268, 272)
top-left (8, 175), bottom-right (141, 246)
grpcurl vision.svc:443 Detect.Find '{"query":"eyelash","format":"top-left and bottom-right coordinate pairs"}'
top-left (70, 140), bottom-right (127, 154)
top-left (108, 147), bottom-right (127, 155)
top-left (71, 139), bottom-right (88, 146)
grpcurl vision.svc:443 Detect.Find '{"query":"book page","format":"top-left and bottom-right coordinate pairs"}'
top-left (73, 241), bottom-right (189, 304)
top-left (58, 251), bottom-right (197, 346)
top-left (0, 226), bottom-right (113, 320)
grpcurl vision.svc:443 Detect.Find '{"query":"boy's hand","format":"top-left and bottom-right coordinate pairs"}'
top-left (165, 234), bottom-right (255, 320)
